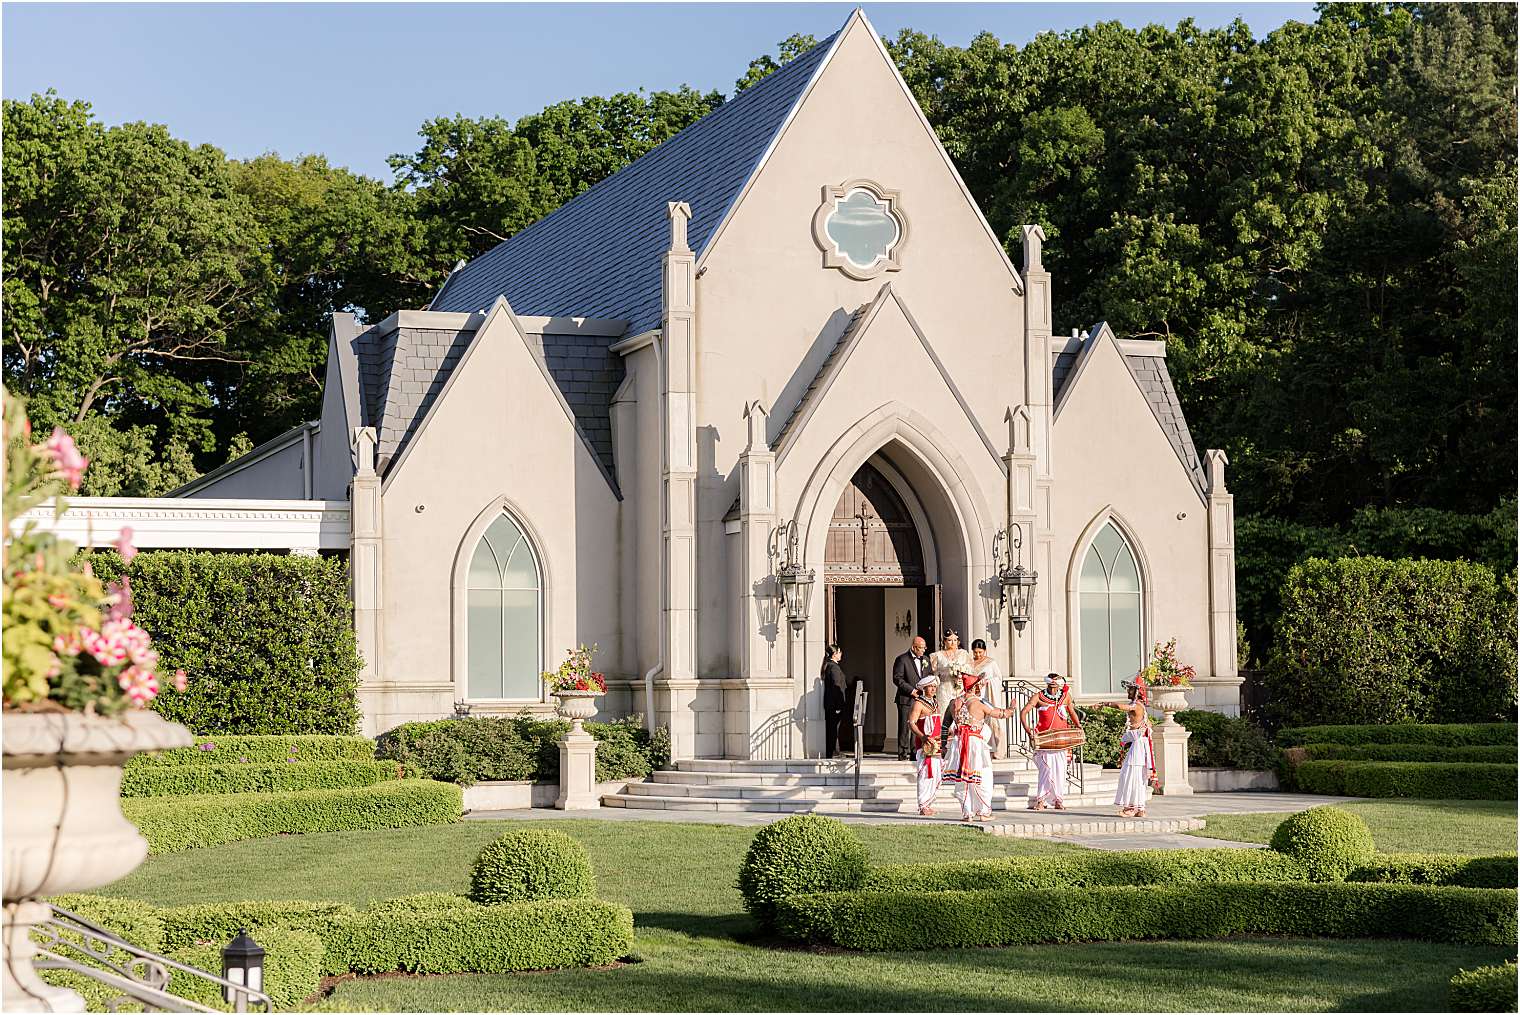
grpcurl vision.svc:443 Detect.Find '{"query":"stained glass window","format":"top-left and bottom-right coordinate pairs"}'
top-left (466, 513), bottom-right (542, 700)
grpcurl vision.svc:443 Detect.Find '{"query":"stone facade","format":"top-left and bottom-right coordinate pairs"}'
top-left (179, 10), bottom-right (1240, 747)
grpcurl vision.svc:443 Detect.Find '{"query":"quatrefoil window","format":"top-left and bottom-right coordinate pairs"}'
top-left (811, 180), bottom-right (907, 280)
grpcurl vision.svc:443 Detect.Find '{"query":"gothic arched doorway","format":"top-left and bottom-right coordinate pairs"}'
top-left (824, 459), bottom-right (939, 754)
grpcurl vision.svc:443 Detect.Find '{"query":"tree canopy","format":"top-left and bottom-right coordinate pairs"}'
top-left (3, 5), bottom-right (1514, 536)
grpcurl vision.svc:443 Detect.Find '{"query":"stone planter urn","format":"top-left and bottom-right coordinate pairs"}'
top-left (552, 690), bottom-right (600, 733)
top-left (1150, 685), bottom-right (1189, 719)
top-left (1145, 687), bottom-right (1193, 797)
top-left (3, 709), bottom-right (193, 1012)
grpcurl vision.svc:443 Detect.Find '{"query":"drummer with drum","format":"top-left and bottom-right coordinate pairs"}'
top-left (1019, 673), bottom-right (1084, 811)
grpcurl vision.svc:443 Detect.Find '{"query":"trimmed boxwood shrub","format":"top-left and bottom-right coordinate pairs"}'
top-left (1175, 710), bottom-right (1277, 769)
top-left (1293, 742), bottom-right (1515, 764)
top-left (1348, 853), bottom-right (1518, 889)
top-left (1265, 557), bottom-right (1516, 728)
top-left (375, 714), bottom-right (668, 786)
top-left (775, 883), bottom-right (1518, 951)
top-left (1278, 723), bottom-right (1518, 748)
top-left (82, 550), bottom-right (363, 735)
top-left (470, 829), bottom-right (595, 905)
top-left (67, 893), bottom-right (636, 979)
top-left (122, 760), bottom-right (404, 798)
top-left (738, 815), bottom-right (868, 927)
top-left (130, 735), bottom-right (377, 767)
top-left (168, 926), bottom-right (324, 1011)
top-left (865, 848), bottom-right (1307, 892)
top-left (1292, 760), bottom-right (1516, 799)
top-left (123, 780), bottom-right (462, 853)
top-left (1450, 961), bottom-right (1519, 1013)
top-left (1269, 806), bottom-right (1376, 881)
top-left (1075, 707), bottom-right (1126, 767)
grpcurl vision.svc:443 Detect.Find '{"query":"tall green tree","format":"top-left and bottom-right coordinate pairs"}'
top-left (735, 34), bottom-right (819, 91)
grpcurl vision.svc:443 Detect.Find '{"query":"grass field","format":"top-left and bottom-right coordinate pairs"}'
top-left (96, 816), bottom-right (1514, 1012)
top-left (1191, 799), bottom-right (1518, 855)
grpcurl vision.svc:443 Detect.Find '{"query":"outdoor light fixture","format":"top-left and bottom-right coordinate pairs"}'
top-left (221, 929), bottom-right (264, 1008)
top-left (768, 519), bottom-right (815, 632)
top-left (993, 525), bottom-right (1039, 632)
top-left (451, 699), bottom-right (472, 719)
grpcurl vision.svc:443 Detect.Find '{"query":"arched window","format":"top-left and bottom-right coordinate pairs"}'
top-left (465, 512), bottom-right (542, 700)
top-left (1078, 521), bottom-right (1143, 694)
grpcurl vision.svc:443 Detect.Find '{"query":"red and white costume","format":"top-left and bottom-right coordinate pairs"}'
top-left (1031, 685), bottom-right (1073, 808)
top-left (943, 682), bottom-right (995, 819)
top-left (913, 710), bottom-right (944, 813)
top-left (1115, 681), bottom-right (1156, 811)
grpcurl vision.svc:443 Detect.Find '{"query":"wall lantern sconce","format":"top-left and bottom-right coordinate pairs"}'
top-left (993, 525), bottom-right (1038, 632)
top-left (768, 519), bottom-right (815, 632)
top-left (221, 929), bottom-right (265, 1008)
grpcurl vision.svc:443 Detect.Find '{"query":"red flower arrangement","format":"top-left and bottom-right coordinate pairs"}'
top-left (542, 644), bottom-right (607, 694)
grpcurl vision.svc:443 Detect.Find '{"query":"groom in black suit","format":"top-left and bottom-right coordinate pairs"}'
top-left (891, 636), bottom-right (930, 760)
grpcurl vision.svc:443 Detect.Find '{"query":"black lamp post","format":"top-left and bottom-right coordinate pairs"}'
top-left (994, 525), bottom-right (1039, 632)
top-left (222, 929), bottom-right (264, 1008)
top-left (769, 519), bottom-right (815, 632)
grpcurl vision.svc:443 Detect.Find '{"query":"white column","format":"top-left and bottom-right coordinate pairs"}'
top-left (1003, 406), bottom-right (1038, 680)
top-left (737, 401), bottom-right (780, 758)
top-left (1206, 450), bottom-right (1239, 683)
top-left (350, 427), bottom-right (383, 686)
top-left (1020, 225), bottom-right (1058, 674)
top-left (658, 202), bottom-right (700, 758)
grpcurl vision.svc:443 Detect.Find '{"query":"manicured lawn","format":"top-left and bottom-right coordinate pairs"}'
top-left (1193, 799), bottom-right (1518, 855)
top-left (97, 818), bottom-right (1512, 1012)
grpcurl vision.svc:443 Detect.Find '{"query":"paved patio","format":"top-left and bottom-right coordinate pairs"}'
top-left (466, 790), bottom-right (1361, 849)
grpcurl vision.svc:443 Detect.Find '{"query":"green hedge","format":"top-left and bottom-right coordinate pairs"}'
top-left (470, 829), bottom-right (596, 905)
top-left (82, 550), bottom-right (363, 735)
top-left (130, 735), bottom-right (377, 767)
top-left (1292, 742), bottom-right (1515, 764)
top-left (775, 883), bottom-right (1518, 951)
top-left (1348, 853), bottom-right (1518, 889)
top-left (168, 926), bottom-right (324, 1011)
top-left (375, 714), bottom-right (668, 786)
top-left (1265, 557), bottom-right (1516, 727)
top-left (1450, 961), bottom-right (1519, 1013)
top-left (1075, 707), bottom-right (1126, 767)
top-left (1278, 723), bottom-right (1518, 748)
top-left (123, 780), bottom-right (462, 853)
top-left (122, 759), bottom-right (404, 798)
top-left (1292, 760), bottom-right (1516, 799)
top-left (1174, 710), bottom-right (1277, 769)
top-left (737, 816), bottom-right (868, 927)
top-left (865, 849), bottom-right (1309, 892)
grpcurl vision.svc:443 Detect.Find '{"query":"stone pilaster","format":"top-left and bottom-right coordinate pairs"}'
top-left (1003, 406), bottom-right (1038, 679)
top-left (737, 400), bottom-right (778, 680)
top-left (660, 201), bottom-right (699, 758)
top-left (1205, 449), bottom-right (1239, 680)
top-left (350, 427), bottom-right (383, 685)
top-left (1021, 225), bottom-right (1058, 673)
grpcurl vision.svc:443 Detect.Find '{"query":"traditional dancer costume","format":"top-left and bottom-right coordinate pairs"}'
top-left (1031, 682), bottom-right (1074, 809)
top-left (968, 658), bottom-right (1003, 758)
top-left (943, 677), bottom-right (995, 820)
top-left (1114, 682), bottom-right (1156, 812)
top-left (910, 673), bottom-right (944, 814)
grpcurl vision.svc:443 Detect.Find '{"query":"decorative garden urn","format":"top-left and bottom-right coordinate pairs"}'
top-left (1150, 686), bottom-right (1190, 723)
top-left (2, 709), bottom-right (193, 1011)
top-left (552, 690), bottom-right (600, 733)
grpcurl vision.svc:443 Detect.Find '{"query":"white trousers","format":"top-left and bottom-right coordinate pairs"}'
top-left (915, 754), bottom-right (943, 811)
top-left (1034, 749), bottom-right (1066, 806)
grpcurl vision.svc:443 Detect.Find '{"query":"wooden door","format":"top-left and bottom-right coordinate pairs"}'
top-left (825, 463), bottom-right (924, 585)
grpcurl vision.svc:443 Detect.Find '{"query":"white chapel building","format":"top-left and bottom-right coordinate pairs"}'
top-left (168, 11), bottom-right (1240, 752)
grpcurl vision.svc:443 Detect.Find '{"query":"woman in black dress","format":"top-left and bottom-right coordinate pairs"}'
top-left (820, 643), bottom-right (850, 757)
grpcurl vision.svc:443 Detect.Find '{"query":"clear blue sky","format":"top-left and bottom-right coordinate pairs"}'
top-left (3, 2), bottom-right (1318, 180)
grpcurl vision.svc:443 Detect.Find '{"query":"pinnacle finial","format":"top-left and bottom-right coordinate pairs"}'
top-left (667, 202), bottom-right (692, 254)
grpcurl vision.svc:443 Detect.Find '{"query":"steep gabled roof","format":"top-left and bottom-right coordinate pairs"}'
top-left (1053, 325), bottom-right (1208, 499)
top-left (429, 30), bottom-right (840, 334)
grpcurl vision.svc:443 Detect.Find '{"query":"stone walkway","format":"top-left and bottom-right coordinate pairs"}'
top-left (466, 790), bottom-right (1361, 849)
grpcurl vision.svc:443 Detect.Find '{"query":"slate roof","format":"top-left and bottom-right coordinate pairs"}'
top-left (429, 31), bottom-right (838, 334)
top-left (1052, 330), bottom-right (1207, 497)
top-left (771, 301), bottom-right (874, 452)
top-left (351, 319), bottom-right (623, 483)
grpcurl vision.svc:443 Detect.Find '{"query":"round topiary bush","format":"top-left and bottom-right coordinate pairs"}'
top-left (737, 815), bottom-right (868, 927)
top-left (1268, 806), bottom-right (1376, 881)
top-left (469, 829), bottom-right (595, 905)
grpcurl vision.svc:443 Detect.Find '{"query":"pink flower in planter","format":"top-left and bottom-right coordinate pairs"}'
top-left (53, 630), bottom-right (83, 657)
top-left (46, 593), bottom-right (71, 609)
top-left (116, 526), bottom-right (138, 564)
top-left (173, 669), bottom-right (188, 693)
top-left (41, 428), bottom-right (88, 489)
top-left (116, 666), bottom-right (158, 706)
top-left (104, 578), bottom-right (134, 622)
top-left (198, 742), bottom-right (216, 751)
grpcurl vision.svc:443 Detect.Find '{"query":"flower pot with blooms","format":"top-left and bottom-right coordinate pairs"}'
top-left (2, 393), bottom-right (192, 1011)
top-left (543, 644), bottom-right (607, 730)
top-left (1137, 638), bottom-right (1195, 718)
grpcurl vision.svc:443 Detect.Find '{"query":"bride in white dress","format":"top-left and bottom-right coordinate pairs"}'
top-left (966, 638), bottom-right (1003, 761)
top-left (929, 630), bottom-right (972, 713)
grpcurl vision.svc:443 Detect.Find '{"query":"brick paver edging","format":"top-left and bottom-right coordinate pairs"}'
top-left (976, 816), bottom-right (1207, 837)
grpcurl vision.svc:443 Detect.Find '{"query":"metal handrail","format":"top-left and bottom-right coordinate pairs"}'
top-left (35, 904), bottom-right (273, 1013)
top-left (1001, 679), bottom-right (1085, 794)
